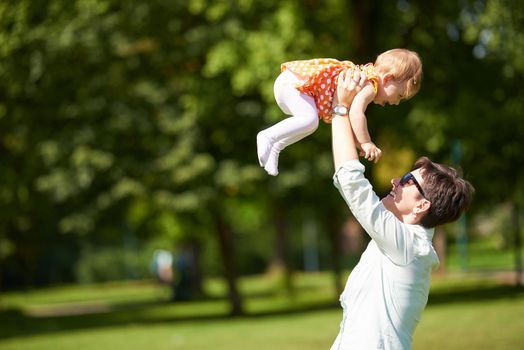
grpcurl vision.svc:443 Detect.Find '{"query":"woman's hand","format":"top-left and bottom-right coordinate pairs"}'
top-left (334, 67), bottom-right (368, 107)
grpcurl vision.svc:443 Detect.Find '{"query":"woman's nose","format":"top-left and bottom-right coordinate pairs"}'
top-left (391, 178), bottom-right (400, 187)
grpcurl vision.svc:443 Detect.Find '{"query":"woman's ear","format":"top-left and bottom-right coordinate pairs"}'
top-left (416, 200), bottom-right (432, 215)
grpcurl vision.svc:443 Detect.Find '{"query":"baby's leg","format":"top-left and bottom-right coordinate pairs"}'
top-left (263, 127), bottom-right (313, 176)
top-left (258, 71), bottom-right (319, 173)
top-left (259, 98), bottom-right (318, 175)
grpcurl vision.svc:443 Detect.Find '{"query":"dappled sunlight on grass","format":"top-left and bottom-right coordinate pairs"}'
top-left (1, 271), bottom-right (523, 350)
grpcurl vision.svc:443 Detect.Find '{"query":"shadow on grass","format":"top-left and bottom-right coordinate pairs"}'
top-left (0, 298), bottom-right (340, 340)
top-left (427, 284), bottom-right (523, 306)
top-left (0, 284), bottom-right (522, 340)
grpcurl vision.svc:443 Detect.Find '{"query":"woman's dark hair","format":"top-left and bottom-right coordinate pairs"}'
top-left (414, 157), bottom-right (475, 228)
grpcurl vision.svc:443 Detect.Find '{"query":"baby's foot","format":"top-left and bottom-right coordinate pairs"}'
top-left (264, 148), bottom-right (280, 176)
top-left (256, 132), bottom-right (273, 167)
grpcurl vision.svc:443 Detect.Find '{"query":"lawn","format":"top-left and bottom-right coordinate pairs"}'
top-left (1, 272), bottom-right (523, 350)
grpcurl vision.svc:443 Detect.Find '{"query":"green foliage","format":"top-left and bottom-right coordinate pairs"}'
top-left (0, 0), bottom-right (523, 289)
top-left (75, 246), bottom-right (151, 283)
top-left (0, 0), bottom-right (213, 287)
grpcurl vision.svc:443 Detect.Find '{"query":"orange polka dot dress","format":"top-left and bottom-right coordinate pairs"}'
top-left (281, 58), bottom-right (379, 123)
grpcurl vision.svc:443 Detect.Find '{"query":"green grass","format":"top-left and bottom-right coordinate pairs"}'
top-left (1, 272), bottom-right (523, 350)
top-left (446, 237), bottom-right (524, 272)
top-left (1, 280), bottom-right (164, 308)
top-left (414, 297), bottom-right (524, 350)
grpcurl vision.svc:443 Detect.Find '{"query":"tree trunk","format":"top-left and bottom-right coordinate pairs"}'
top-left (271, 203), bottom-right (294, 295)
top-left (212, 207), bottom-right (244, 316)
top-left (325, 208), bottom-right (343, 297)
top-left (350, 0), bottom-right (369, 55)
top-left (187, 240), bottom-right (204, 297)
top-left (350, 0), bottom-right (379, 57)
top-left (511, 201), bottom-right (522, 287)
top-left (433, 227), bottom-right (447, 274)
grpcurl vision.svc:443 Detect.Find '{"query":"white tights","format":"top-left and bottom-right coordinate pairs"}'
top-left (257, 70), bottom-right (319, 176)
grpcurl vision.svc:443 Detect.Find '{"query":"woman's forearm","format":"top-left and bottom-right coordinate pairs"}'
top-left (332, 68), bottom-right (363, 170)
top-left (332, 115), bottom-right (358, 170)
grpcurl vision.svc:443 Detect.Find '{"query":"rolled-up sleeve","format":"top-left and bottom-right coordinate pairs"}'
top-left (333, 161), bottom-right (416, 265)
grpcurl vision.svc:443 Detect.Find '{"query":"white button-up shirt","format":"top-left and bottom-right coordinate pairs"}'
top-left (331, 160), bottom-right (439, 350)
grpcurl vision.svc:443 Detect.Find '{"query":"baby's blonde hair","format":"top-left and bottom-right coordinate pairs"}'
top-left (374, 48), bottom-right (423, 99)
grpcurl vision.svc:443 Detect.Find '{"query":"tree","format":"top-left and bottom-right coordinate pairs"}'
top-left (2, 0), bottom-right (523, 308)
top-left (0, 0), bottom-right (211, 287)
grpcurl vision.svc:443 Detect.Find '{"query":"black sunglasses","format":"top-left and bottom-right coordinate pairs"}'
top-left (399, 172), bottom-right (427, 199)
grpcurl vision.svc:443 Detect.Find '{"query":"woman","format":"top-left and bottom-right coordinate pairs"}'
top-left (329, 69), bottom-right (474, 350)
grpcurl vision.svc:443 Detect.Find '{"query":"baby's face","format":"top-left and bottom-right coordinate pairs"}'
top-left (373, 79), bottom-right (407, 107)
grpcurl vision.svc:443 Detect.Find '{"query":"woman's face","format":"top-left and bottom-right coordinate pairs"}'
top-left (382, 168), bottom-right (427, 222)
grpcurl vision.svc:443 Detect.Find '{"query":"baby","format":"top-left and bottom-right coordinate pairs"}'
top-left (257, 48), bottom-right (423, 175)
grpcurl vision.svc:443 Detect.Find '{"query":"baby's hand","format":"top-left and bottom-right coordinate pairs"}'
top-left (359, 142), bottom-right (382, 163)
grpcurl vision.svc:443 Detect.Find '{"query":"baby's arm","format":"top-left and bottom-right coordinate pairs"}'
top-left (349, 84), bottom-right (374, 144)
top-left (349, 84), bottom-right (382, 162)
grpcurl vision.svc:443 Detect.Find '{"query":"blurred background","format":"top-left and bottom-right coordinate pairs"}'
top-left (0, 0), bottom-right (523, 349)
